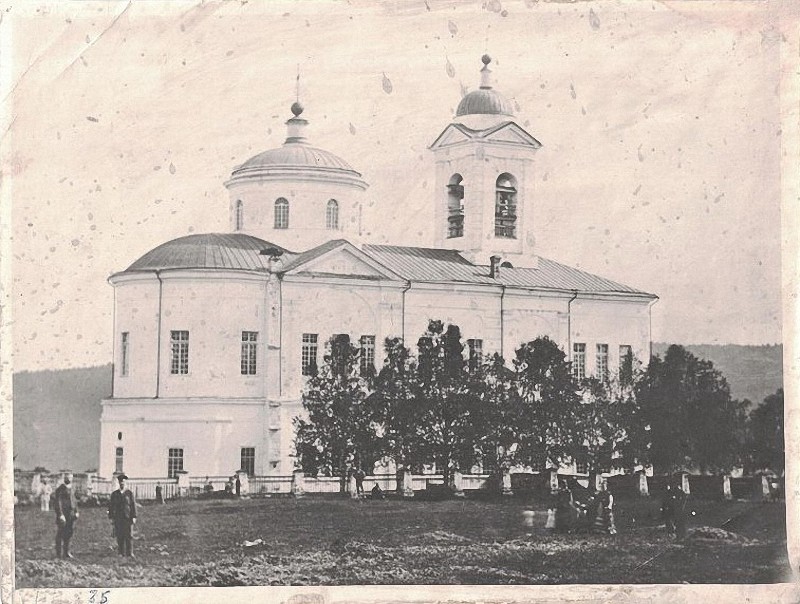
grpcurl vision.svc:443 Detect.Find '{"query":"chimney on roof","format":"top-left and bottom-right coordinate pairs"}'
top-left (261, 247), bottom-right (284, 273)
top-left (490, 255), bottom-right (502, 279)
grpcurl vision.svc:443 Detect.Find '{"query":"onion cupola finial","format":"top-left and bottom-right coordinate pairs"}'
top-left (285, 100), bottom-right (309, 144)
top-left (454, 55), bottom-right (514, 118)
top-left (480, 54), bottom-right (493, 89)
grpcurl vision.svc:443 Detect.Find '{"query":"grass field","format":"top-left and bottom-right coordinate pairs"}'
top-left (14, 495), bottom-right (789, 587)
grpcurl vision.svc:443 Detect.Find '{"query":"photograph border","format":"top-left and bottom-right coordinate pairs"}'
top-left (1, 1), bottom-right (798, 602)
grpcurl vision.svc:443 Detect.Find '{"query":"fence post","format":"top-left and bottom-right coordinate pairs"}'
top-left (84, 472), bottom-right (97, 498)
top-left (348, 473), bottom-right (359, 499)
top-left (680, 472), bottom-right (691, 495)
top-left (450, 470), bottom-right (465, 498)
top-left (501, 467), bottom-right (513, 496)
top-left (234, 470), bottom-right (248, 497)
top-left (756, 474), bottom-right (770, 501)
top-left (291, 470), bottom-right (305, 498)
top-left (399, 468), bottom-right (414, 498)
top-left (176, 471), bottom-right (191, 498)
top-left (637, 471), bottom-right (649, 497)
top-left (722, 474), bottom-right (732, 500)
top-left (549, 470), bottom-right (559, 494)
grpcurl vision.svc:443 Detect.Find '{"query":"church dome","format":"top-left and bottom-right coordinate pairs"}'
top-left (123, 233), bottom-right (291, 273)
top-left (455, 55), bottom-right (515, 119)
top-left (227, 103), bottom-right (366, 188)
top-left (456, 88), bottom-right (514, 117)
top-left (234, 144), bottom-right (357, 174)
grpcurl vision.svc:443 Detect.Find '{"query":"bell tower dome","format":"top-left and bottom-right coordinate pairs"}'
top-left (429, 56), bottom-right (542, 266)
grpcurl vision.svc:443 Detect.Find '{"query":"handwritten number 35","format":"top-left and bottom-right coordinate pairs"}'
top-left (89, 589), bottom-right (110, 604)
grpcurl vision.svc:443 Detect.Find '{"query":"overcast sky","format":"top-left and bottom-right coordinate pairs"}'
top-left (5, 0), bottom-right (785, 372)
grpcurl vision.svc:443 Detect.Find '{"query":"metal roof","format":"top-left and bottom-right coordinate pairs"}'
top-left (233, 143), bottom-right (360, 175)
top-left (362, 244), bottom-right (654, 296)
top-left (124, 233), bottom-right (293, 273)
top-left (456, 88), bottom-right (515, 117)
top-left (121, 235), bottom-right (654, 297)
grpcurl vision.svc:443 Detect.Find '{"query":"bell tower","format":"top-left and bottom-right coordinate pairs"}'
top-left (429, 56), bottom-right (542, 266)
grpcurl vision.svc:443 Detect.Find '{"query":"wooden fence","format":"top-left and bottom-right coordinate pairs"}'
top-left (14, 469), bottom-right (784, 503)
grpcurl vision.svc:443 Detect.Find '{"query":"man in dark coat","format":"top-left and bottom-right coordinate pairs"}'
top-left (54, 471), bottom-right (79, 559)
top-left (108, 474), bottom-right (137, 557)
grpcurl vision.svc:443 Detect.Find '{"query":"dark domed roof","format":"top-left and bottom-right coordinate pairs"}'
top-left (234, 144), bottom-right (357, 174)
top-left (123, 233), bottom-right (292, 273)
top-left (456, 88), bottom-right (515, 117)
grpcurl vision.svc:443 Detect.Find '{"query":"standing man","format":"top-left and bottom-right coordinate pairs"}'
top-left (235, 474), bottom-right (241, 498)
top-left (593, 480), bottom-right (617, 535)
top-left (108, 474), bottom-right (137, 557)
top-left (54, 471), bottom-right (79, 559)
top-left (354, 466), bottom-right (366, 497)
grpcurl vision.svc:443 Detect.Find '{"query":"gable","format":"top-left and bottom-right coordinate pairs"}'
top-left (429, 124), bottom-right (473, 149)
top-left (484, 122), bottom-right (542, 148)
top-left (284, 244), bottom-right (402, 281)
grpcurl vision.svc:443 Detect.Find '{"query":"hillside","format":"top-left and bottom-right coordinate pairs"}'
top-left (13, 365), bottom-right (111, 472)
top-left (652, 343), bottom-right (783, 406)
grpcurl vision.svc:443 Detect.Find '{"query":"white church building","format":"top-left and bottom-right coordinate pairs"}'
top-left (99, 56), bottom-right (657, 480)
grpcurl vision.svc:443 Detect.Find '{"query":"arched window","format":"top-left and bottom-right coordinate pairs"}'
top-left (447, 174), bottom-right (464, 238)
top-left (494, 173), bottom-right (517, 239)
top-left (326, 199), bottom-right (339, 230)
top-left (274, 198), bottom-right (289, 229)
top-left (235, 200), bottom-right (244, 231)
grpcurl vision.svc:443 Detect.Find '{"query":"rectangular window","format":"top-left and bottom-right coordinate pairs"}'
top-left (467, 338), bottom-right (483, 372)
top-left (359, 335), bottom-right (376, 376)
top-left (120, 332), bottom-right (130, 377)
top-left (301, 333), bottom-right (318, 376)
top-left (167, 448), bottom-right (184, 478)
top-left (596, 343), bottom-right (609, 381)
top-left (170, 330), bottom-right (189, 375)
top-left (241, 447), bottom-right (255, 476)
top-left (572, 343), bottom-right (586, 380)
top-left (241, 331), bottom-right (258, 375)
top-left (619, 344), bottom-right (633, 384)
top-left (115, 447), bottom-right (124, 473)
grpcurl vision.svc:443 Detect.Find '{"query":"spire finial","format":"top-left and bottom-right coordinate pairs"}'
top-left (291, 65), bottom-right (304, 117)
top-left (479, 54), bottom-right (493, 89)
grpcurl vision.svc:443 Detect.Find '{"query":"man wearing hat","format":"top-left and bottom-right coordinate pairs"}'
top-left (54, 471), bottom-right (79, 559)
top-left (108, 474), bottom-right (137, 557)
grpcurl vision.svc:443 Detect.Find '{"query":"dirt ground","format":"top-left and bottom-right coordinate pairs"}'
top-left (14, 495), bottom-right (789, 587)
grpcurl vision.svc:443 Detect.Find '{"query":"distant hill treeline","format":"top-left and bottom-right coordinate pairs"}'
top-left (13, 365), bottom-right (111, 473)
top-left (652, 343), bottom-right (783, 407)
top-left (12, 344), bottom-right (783, 472)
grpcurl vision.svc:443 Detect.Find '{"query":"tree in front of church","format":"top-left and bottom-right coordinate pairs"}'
top-left (413, 320), bottom-right (485, 487)
top-left (510, 337), bottom-right (584, 472)
top-left (748, 388), bottom-right (784, 474)
top-left (294, 334), bottom-right (380, 492)
top-left (473, 352), bottom-right (522, 478)
top-left (370, 337), bottom-right (428, 479)
top-left (578, 370), bottom-right (645, 479)
top-left (636, 344), bottom-right (747, 474)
